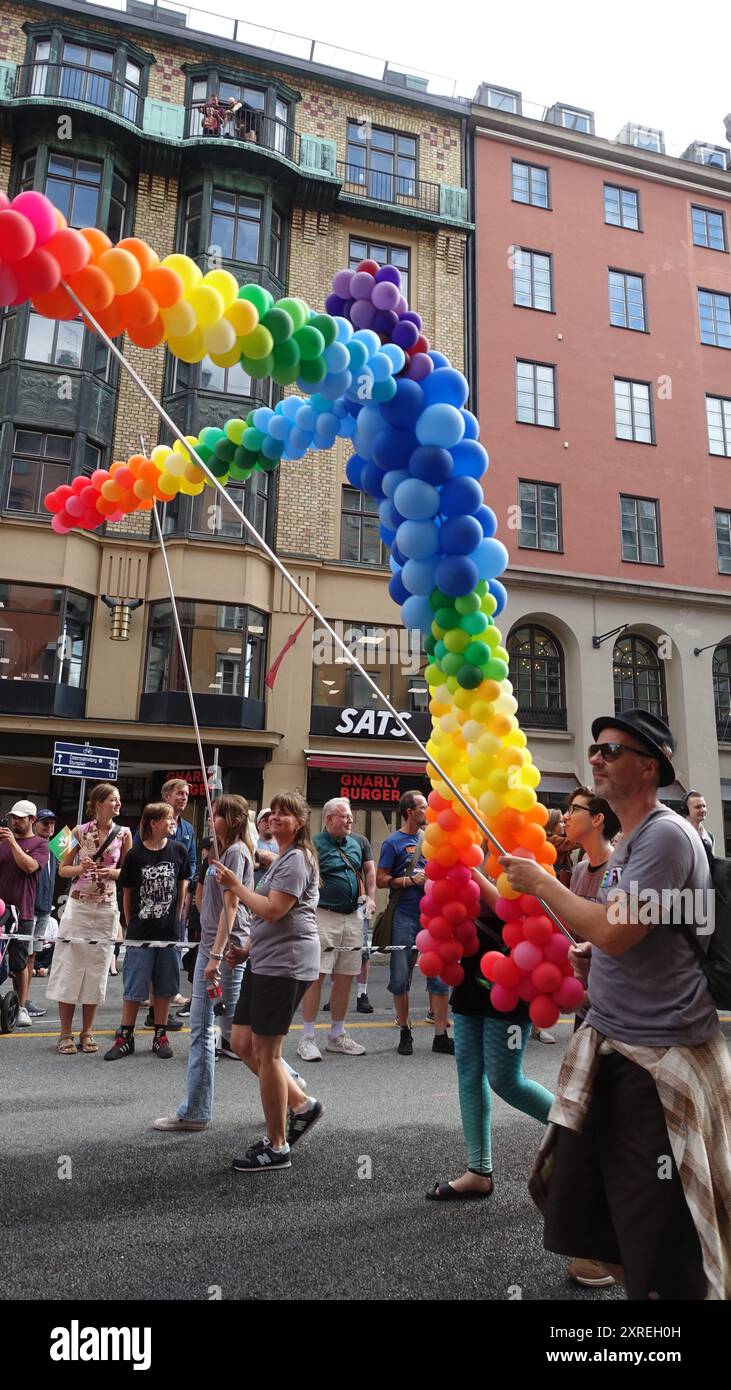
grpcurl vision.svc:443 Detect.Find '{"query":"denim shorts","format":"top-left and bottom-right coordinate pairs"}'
top-left (123, 944), bottom-right (180, 1002)
top-left (387, 907), bottom-right (448, 997)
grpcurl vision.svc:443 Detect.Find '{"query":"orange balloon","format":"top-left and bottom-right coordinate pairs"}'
top-left (80, 227), bottom-right (112, 260)
top-left (127, 315), bottom-right (165, 349)
top-left (142, 265), bottom-right (183, 308)
top-left (101, 480), bottom-right (122, 502)
top-left (494, 807), bottom-right (524, 837)
top-left (98, 248), bottom-right (141, 295)
top-left (521, 823), bottom-right (547, 854)
top-left (66, 264), bottom-right (114, 313)
top-left (96, 495), bottom-right (119, 516)
top-left (85, 300), bottom-right (124, 338)
top-left (424, 823), bottom-right (446, 846)
top-left (45, 228), bottom-right (91, 277)
top-left (31, 286), bottom-right (78, 320)
top-left (526, 802), bottom-right (549, 827)
top-left (485, 855), bottom-right (502, 880)
top-left (118, 285), bottom-right (158, 328)
top-left (537, 842), bottom-right (557, 865)
top-left (434, 843), bottom-right (459, 868)
top-left (459, 844), bottom-right (484, 868)
top-left (453, 828), bottom-right (477, 852)
top-left (117, 237), bottom-right (159, 274)
top-left (128, 454), bottom-right (146, 477)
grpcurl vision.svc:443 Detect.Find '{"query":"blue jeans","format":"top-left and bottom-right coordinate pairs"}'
top-left (176, 944), bottom-right (244, 1125)
top-left (387, 907), bottom-right (448, 997)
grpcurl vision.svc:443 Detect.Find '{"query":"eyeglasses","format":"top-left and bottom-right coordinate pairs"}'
top-left (564, 804), bottom-right (592, 817)
top-left (588, 742), bottom-right (655, 763)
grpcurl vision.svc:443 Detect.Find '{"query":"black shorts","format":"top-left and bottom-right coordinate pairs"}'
top-left (233, 968), bottom-right (311, 1037)
top-left (8, 920), bottom-right (34, 976)
top-left (544, 1051), bottom-right (706, 1300)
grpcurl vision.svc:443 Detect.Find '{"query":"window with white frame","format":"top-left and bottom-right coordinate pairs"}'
top-left (614, 379), bottom-right (653, 443)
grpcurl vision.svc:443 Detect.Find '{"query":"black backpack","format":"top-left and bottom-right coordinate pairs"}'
top-left (680, 847), bottom-right (731, 1010)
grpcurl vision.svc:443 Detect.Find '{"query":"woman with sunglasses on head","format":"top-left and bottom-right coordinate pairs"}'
top-left (211, 793), bottom-right (323, 1173)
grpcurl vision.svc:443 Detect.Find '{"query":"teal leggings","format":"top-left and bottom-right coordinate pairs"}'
top-left (452, 1014), bottom-right (554, 1176)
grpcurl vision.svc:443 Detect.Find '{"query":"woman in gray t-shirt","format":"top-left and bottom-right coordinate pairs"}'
top-left (210, 792), bottom-right (323, 1173)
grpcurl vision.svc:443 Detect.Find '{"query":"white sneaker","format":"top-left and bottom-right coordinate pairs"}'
top-left (325, 1033), bottom-right (366, 1055)
top-left (16, 1006), bottom-right (32, 1027)
top-left (153, 1115), bottom-right (209, 1131)
top-left (296, 1036), bottom-right (322, 1062)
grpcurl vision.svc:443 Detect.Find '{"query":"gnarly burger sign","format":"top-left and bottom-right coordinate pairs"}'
top-left (308, 708), bottom-right (429, 805)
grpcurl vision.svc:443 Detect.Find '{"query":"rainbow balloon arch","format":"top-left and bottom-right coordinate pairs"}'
top-left (0, 188), bottom-right (583, 1029)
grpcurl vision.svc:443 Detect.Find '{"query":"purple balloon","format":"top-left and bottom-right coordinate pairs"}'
top-left (350, 298), bottom-right (376, 329)
top-left (350, 271), bottom-right (376, 300)
top-left (325, 292), bottom-right (345, 316)
top-left (395, 295), bottom-right (408, 315)
top-left (376, 264), bottom-right (401, 286)
top-left (332, 268), bottom-right (354, 297)
top-left (405, 352), bottom-right (434, 381)
top-left (392, 320), bottom-right (419, 350)
top-left (372, 280), bottom-right (401, 311)
top-left (401, 310), bottom-right (423, 331)
top-left (340, 298), bottom-right (354, 320)
top-left (372, 308), bottom-right (399, 335)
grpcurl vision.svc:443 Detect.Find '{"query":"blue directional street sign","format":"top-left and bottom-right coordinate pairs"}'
top-left (52, 741), bottom-right (119, 780)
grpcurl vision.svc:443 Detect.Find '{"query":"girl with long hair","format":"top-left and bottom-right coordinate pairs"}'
top-left (211, 792), bottom-right (323, 1172)
top-left (48, 782), bottom-right (132, 1054)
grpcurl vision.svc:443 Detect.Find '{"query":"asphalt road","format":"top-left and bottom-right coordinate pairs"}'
top-left (4, 962), bottom-right (728, 1304)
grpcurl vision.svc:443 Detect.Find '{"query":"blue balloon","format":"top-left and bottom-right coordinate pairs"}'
top-left (489, 579), bottom-right (508, 615)
top-left (408, 445), bottom-right (453, 485)
top-left (402, 557), bottom-right (437, 596)
top-left (381, 468), bottom-right (410, 498)
top-left (380, 380), bottom-right (425, 429)
top-left (381, 343), bottom-right (406, 373)
top-left (348, 339), bottom-right (369, 371)
top-left (389, 554), bottom-right (400, 573)
top-left (396, 519), bottom-right (440, 559)
top-left (286, 426), bottom-right (311, 451)
top-left (471, 538), bottom-right (509, 580)
top-left (451, 439), bottom-right (489, 479)
top-left (393, 479), bottom-right (440, 520)
top-left (391, 542), bottom-right (406, 566)
top-left (296, 404), bottom-right (316, 432)
top-left (378, 499), bottom-right (403, 532)
top-left (339, 415), bottom-right (357, 438)
top-left (434, 554), bottom-right (479, 598)
top-left (353, 402), bottom-right (384, 459)
top-left (440, 475), bottom-right (483, 517)
top-left (345, 398), bottom-right (361, 417)
top-left (281, 395), bottom-right (303, 422)
top-left (427, 350), bottom-right (450, 369)
top-left (353, 328), bottom-right (381, 358)
top-left (268, 414), bottom-right (290, 441)
top-left (401, 594), bottom-right (435, 633)
top-left (372, 428), bottom-right (417, 471)
top-left (440, 514), bottom-right (483, 555)
top-left (315, 411), bottom-right (338, 438)
top-left (420, 368), bottom-right (469, 408)
top-left (360, 461), bottom-right (386, 498)
top-left (370, 352), bottom-right (393, 383)
top-left (415, 403), bottom-right (465, 449)
top-left (261, 435), bottom-right (283, 460)
top-left (324, 341), bottom-right (351, 373)
top-left (333, 316), bottom-right (353, 343)
top-left (252, 406), bottom-right (274, 430)
top-left (388, 572), bottom-right (409, 605)
top-left (461, 409), bottom-right (480, 440)
top-left (476, 504), bottom-right (497, 537)
top-left (345, 456), bottom-right (366, 489)
top-left (318, 371), bottom-right (352, 401)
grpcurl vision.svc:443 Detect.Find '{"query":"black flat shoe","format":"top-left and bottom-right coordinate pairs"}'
top-left (425, 1178), bottom-right (493, 1202)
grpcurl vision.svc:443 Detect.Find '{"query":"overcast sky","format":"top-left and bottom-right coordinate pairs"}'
top-left (184, 0), bottom-right (730, 158)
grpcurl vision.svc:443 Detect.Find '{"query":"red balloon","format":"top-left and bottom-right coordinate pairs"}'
top-left (531, 961), bottom-right (562, 994)
top-left (453, 920), bottom-right (474, 945)
top-left (519, 894), bottom-right (542, 916)
top-left (502, 920), bottom-right (525, 949)
top-left (0, 209), bottom-right (35, 262)
top-left (523, 914), bottom-right (554, 946)
top-left (425, 859), bottom-right (447, 880)
top-left (32, 285), bottom-right (78, 320)
top-left (517, 978), bottom-right (539, 1003)
top-left (480, 950), bottom-right (503, 982)
top-left (446, 864), bottom-right (471, 886)
top-left (418, 950), bottom-right (442, 978)
top-left (554, 975), bottom-right (585, 1011)
top-left (15, 248), bottom-right (61, 297)
top-left (494, 896), bottom-right (524, 922)
top-left (543, 932), bottom-right (571, 964)
top-left (439, 961), bottom-right (464, 987)
top-left (428, 916), bottom-right (453, 941)
top-left (438, 938), bottom-right (462, 964)
top-left (414, 335), bottom-right (429, 355)
top-left (429, 880), bottom-right (455, 907)
top-left (493, 954), bottom-right (524, 989)
top-left (44, 227), bottom-right (91, 276)
top-left (443, 900), bottom-right (467, 926)
top-left (416, 929), bottom-right (438, 954)
top-left (357, 259), bottom-right (380, 276)
top-left (490, 982), bottom-right (519, 1012)
top-left (462, 935), bottom-right (480, 957)
top-left (529, 995), bottom-right (560, 1030)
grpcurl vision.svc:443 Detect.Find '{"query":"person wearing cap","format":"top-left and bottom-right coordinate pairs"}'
top-left (500, 709), bottom-right (731, 1301)
top-left (23, 809), bottom-right (57, 1018)
top-left (254, 808), bottom-right (279, 887)
top-left (0, 799), bottom-right (51, 1028)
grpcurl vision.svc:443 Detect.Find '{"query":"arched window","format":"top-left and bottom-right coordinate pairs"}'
top-left (713, 644), bottom-right (731, 741)
top-left (613, 635), bottom-right (666, 718)
top-left (508, 625), bottom-right (566, 729)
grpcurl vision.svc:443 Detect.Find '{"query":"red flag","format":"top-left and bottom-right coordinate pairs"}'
top-left (265, 613), bottom-right (313, 689)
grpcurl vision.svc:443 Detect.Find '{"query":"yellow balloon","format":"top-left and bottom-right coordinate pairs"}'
top-left (505, 785), bottom-right (537, 812)
top-left (443, 629), bottom-right (469, 654)
top-left (151, 444), bottom-right (172, 467)
top-left (467, 752), bottom-right (492, 779)
top-left (496, 873), bottom-right (520, 900)
top-left (479, 790), bottom-right (503, 818)
top-left (157, 471), bottom-right (180, 496)
top-left (505, 728), bottom-right (527, 748)
top-left (161, 253), bottom-right (202, 294)
top-left (470, 700), bottom-right (494, 723)
top-left (161, 300), bottom-right (197, 338)
top-left (209, 341), bottom-right (244, 369)
top-left (203, 268), bottom-right (239, 309)
top-left (488, 769), bottom-right (509, 796)
top-left (523, 764), bottom-right (541, 789)
top-left (497, 747), bottom-right (523, 769)
top-left (452, 687), bottom-right (473, 709)
top-left (484, 627), bottom-right (501, 650)
top-left (203, 317), bottom-right (237, 355)
top-left (188, 284), bottom-right (224, 329)
top-left (225, 298), bottom-right (259, 336)
top-left (167, 330), bottom-right (206, 363)
top-left (477, 731), bottom-right (501, 757)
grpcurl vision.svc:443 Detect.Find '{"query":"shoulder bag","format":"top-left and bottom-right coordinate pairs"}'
top-left (371, 833), bottom-right (424, 953)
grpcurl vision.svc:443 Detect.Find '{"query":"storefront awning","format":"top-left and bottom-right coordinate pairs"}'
top-left (535, 773), bottom-right (580, 793)
top-left (306, 753), bottom-right (427, 776)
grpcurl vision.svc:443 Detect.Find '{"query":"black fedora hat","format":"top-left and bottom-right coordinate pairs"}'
top-left (591, 709), bottom-right (676, 787)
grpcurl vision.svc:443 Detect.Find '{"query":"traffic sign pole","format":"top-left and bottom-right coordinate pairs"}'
top-left (77, 778), bottom-right (86, 828)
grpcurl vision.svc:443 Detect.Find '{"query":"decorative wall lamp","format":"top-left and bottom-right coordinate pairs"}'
top-left (100, 595), bottom-right (144, 641)
top-left (592, 623), bottom-right (628, 649)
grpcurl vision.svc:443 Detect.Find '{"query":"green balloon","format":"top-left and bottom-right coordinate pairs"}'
top-left (242, 352), bottom-right (275, 379)
top-left (465, 640), bottom-right (490, 666)
top-left (272, 362), bottom-right (301, 387)
top-left (475, 580), bottom-right (488, 596)
top-left (424, 663), bottom-right (442, 687)
top-left (232, 445), bottom-right (252, 467)
top-left (276, 297), bottom-right (308, 331)
top-left (195, 443), bottom-right (212, 462)
top-left (200, 426), bottom-right (226, 447)
top-left (434, 641), bottom-right (447, 661)
top-left (214, 437), bottom-right (235, 463)
top-left (485, 657), bottom-right (509, 682)
top-left (309, 313), bottom-right (337, 347)
top-left (273, 338), bottom-right (301, 368)
top-left (434, 607), bottom-right (459, 631)
top-left (246, 409), bottom-right (257, 426)
top-left (243, 427), bottom-right (263, 451)
top-left (454, 592), bottom-right (481, 615)
top-left (229, 461), bottom-right (254, 481)
top-left (298, 357), bottom-right (327, 384)
top-left (456, 664), bottom-right (483, 690)
top-left (262, 307), bottom-right (293, 344)
top-left (208, 456), bottom-right (230, 478)
top-left (430, 588), bottom-right (451, 609)
top-left (239, 284), bottom-right (273, 317)
top-left (423, 634), bottom-right (436, 656)
top-left (225, 417), bottom-right (247, 445)
top-left (441, 651), bottom-right (463, 677)
top-left (460, 611), bottom-right (489, 636)
top-left (295, 325), bottom-right (326, 361)
top-left (258, 455), bottom-right (280, 473)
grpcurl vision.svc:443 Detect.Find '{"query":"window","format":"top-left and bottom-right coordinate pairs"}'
top-left (604, 184), bottom-right (640, 230)
top-left (312, 621), bottom-right (426, 710)
top-left (692, 206), bottom-right (727, 252)
top-left (698, 289), bottom-right (731, 348)
top-left (59, 42), bottom-right (114, 109)
top-left (713, 644), bottom-right (731, 738)
top-left (620, 495), bottom-right (661, 564)
top-left (19, 154), bottom-right (36, 192)
top-left (44, 153), bottom-right (102, 228)
top-left (30, 38), bottom-right (50, 95)
top-left (0, 583), bottom-right (91, 687)
top-left (108, 172), bottom-right (129, 243)
top-left (219, 81), bottom-right (265, 141)
top-left (518, 480), bottom-right (561, 551)
top-left (270, 208), bottom-right (282, 279)
top-left (6, 430), bottom-right (72, 514)
top-left (188, 473), bottom-right (270, 540)
top-left (614, 379), bottom-right (653, 443)
top-left (508, 626), bottom-right (566, 728)
top-left (122, 59), bottom-right (142, 122)
top-left (556, 106), bottom-right (591, 132)
top-left (274, 99), bottom-right (290, 154)
top-left (706, 395), bottom-right (731, 455)
top-left (25, 313), bottom-right (83, 369)
top-left (183, 190), bottom-right (202, 258)
top-left (715, 510), bottom-right (731, 574)
top-left (513, 249), bottom-right (553, 311)
top-left (613, 635), bottom-right (666, 718)
top-left (210, 189), bottom-right (261, 264)
top-left (512, 161), bottom-right (550, 209)
top-left (609, 269), bottom-right (646, 330)
top-left (349, 238), bottom-right (410, 304)
top-left (345, 120), bottom-right (417, 202)
top-left (144, 601), bottom-right (268, 701)
top-left (340, 486), bottom-right (386, 565)
top-left (515, 360), bottom-right (557, 427)
top-left (484, 86), bottom-right (520, 113)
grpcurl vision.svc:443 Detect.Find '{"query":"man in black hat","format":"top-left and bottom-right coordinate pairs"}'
top-left (500, 709), bottom-right (726, 1301)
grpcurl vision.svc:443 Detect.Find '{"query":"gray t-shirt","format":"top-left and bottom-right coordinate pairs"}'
top-left (249, 846), bottom-right (320, 980)
top-left (585, 807), bottom-right (719, 1046)
top-left (200, 841), bottom-right (253, 949)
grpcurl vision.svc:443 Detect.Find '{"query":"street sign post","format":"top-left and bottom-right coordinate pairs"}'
top-left (52, 741), bottom-right (120, 824)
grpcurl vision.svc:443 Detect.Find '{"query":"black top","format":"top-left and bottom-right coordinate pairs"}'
top-left (119, 840), bottom-right (191, 942)
top-left (450, 915), bottom-right (530, 1022)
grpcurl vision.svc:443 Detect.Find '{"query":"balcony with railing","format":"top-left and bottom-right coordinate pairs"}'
top-left (14, 61), bottom-right (143, 126)
top-left (337, 161), bottom-right (440, 215)
top-left (517, 704), bottom-right (568, 731)
top-left (184, 105), bottom-right (299, 163)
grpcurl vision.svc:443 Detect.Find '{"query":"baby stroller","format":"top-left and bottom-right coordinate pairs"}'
top-left (0, 904), bottom-right (20, 1033)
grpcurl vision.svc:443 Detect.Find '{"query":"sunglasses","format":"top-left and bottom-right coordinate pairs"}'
top-left (588, 742), bottom-right (655, 763)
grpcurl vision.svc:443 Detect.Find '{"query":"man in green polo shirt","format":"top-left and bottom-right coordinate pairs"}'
top-left (297, 799), bottom-right (376, 1062)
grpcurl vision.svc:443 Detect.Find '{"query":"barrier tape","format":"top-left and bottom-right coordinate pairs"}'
top-left (2, 931), bottom-right (411, 952)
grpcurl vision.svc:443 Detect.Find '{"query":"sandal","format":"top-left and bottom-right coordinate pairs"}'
top-left (77, 1033), bottom-right (99, 1054)
top-left (57, 1034), bottom-right (77, 1055)
top-left (426, 1176), bottom-right (494, 1202)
